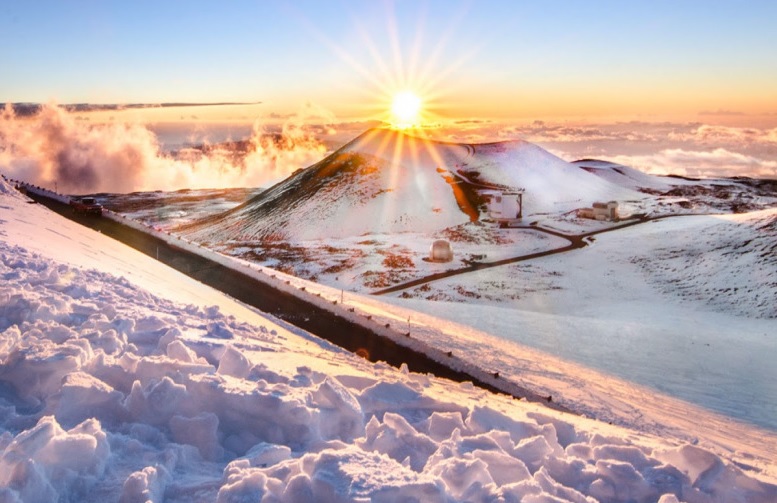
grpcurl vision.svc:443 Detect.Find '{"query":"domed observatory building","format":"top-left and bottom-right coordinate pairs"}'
top-left (429, 239), bottom-right (453, 262)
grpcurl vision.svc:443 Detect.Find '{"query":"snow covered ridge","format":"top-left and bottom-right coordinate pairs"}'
top-left (167, 128), bottom-right (777, 297)
top-left (3, 181), bottom-right (777, 500)
top-left (174, 128), bottom-right (649, 243)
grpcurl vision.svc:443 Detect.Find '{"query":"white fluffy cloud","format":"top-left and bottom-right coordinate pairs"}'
top-left (488, 121), bottom-right (777, 178)
top-left (0, 103), bottom-right (330, 193)
top-left (667, 124), bottom-right (777, 146)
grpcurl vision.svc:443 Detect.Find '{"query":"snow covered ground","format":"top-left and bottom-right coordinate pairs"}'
top-left (384, 210), bottom-right (777, 430)
top-left (84, 137), bottom-right (776, 451)
top-left (3, 179), bottom-right (777, 500)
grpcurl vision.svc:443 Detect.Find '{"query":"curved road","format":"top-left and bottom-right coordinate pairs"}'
top-left (372, 214), bottom-right (697, 296)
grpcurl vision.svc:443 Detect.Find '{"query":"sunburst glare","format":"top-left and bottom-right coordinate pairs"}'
top-left (296, 1), bottom-right (480, 134)
top-left (390, 91), bottom-right (423, 129)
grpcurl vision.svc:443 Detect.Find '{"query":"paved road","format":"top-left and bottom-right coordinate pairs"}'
top-left (372, 215), bottom-right (687, 295)
top-left (26, 190), bottom-right (563, 406)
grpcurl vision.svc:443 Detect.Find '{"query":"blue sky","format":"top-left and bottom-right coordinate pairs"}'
top-left (2, 0), bottom-right (776, 121)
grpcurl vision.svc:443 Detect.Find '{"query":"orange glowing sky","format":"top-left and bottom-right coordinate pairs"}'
top-left (1, 1), bottom-right (776, 127)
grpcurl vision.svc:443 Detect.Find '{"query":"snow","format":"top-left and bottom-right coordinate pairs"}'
top-left (174, 200), bottom-right (777, 436)
top-left (165, 136), bottom-right (770, 437)
top-left (571, 159), bottom-right (695, 192)
top-left (457, 142), bottom-right (645, 215)
top-left (378, 210), bottom-right (777, 428)
top-left (177, 128), bottom-right (655, 245)
top-left (2, 176), bottom-right (777, 501)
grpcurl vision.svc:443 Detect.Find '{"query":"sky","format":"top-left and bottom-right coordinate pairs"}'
top-left (1, 0), bottom-right (777, 189)
top-left (2, 0), bottom-right (776, 122)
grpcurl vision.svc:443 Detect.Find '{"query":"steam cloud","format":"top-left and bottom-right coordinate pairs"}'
top-left (0, 103), bottom-right (329, 194)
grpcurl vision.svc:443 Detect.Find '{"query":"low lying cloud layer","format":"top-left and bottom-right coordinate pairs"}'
top-left (0, 104), bottom-right (330, 194)
top-left (578, 124), bottom-right (777, 178)
top-left (439, 119), bottom-right (777, 179)
top-left (3, 103), bottom-right (775, 193)
top-left (609, 148), bottom-right (777, 179)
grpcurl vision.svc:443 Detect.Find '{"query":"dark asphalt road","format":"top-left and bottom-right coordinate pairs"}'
top-left (372, 216), bottom-right (672, 295)
top-left (26, 191), bottom-right (550, 404)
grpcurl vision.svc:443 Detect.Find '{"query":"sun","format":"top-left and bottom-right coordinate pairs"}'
top-left (390, 91), bottom-right (423, 128)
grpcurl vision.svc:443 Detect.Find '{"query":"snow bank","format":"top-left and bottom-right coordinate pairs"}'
top-left (2, 177), bottom-right (776, 501)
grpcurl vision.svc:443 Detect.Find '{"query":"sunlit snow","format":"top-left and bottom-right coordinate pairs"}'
top-left (1, 174), bottom-right (776, 500)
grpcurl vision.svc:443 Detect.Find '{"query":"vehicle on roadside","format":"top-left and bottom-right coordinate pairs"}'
top-left (70, 196), bottom-right (103, 216)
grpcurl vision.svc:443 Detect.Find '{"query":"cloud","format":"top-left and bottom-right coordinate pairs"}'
top-left (6, 106), bottom-right (773, 191)
top-left (698, 109), bottom-right (746, 116)
top-left (454, 119), bottom-right (491, 125)
top-left (482, 121), bottom-right (776, 151)
top-left (608, 148), bottom-right (777, 179)
top-left (0, 101), bottom-right (262, 117)
top-left (0, 103), bottom-right (331, 193)
top-left (268, 112), bottom-right (295, 120)
top-left (492, 122), bottom-right (663, 144)
top-left (667, 124), bottom-right (777, 146)
top-left (481, 121), bottom-right (777, 178)
top-left (1, 103), bottom-right (158, 193)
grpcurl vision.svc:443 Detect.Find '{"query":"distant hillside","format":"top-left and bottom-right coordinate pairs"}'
top-left (176, 128), bottom-right (644, 243)
top-left (572, 159), bottom-right (685, 191)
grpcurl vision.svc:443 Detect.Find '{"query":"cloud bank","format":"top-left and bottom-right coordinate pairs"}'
top-left (609, 148), bottom-right (777, 179)
top-left (3, 103), bottom-right (775, 194)
top-left (0, 104), bottom-right (329, 194)
top-left (438, 119), bottom-right (777, 179)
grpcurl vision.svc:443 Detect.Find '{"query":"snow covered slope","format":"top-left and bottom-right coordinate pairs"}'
top-left (382, 211), bottom-right (777, 431)
top-left (572, 159), bottom-right (691, 192)
top-left (574, 159), bottom-right (777, 214)
top-left (177, 129), bottom-right (471, 242)
top-left (2, 177), bottom-right (776, 501)
top-left (177, 128), bottom-right (647, 243)
top-left (458, 143), bottom-right (644, 214)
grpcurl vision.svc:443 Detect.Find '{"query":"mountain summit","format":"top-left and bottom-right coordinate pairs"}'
top-left (177, 128), bottom-right (639, 242)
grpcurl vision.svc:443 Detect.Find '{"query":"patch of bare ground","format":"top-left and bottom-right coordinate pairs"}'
top-left (454, 285), bottom-right (481, 299)
top-left (317, 246), bottom-right (367, 276)
top-left (397, 264), bottom-right (564, 304)
top-left (362, 270), bottom-right (412, 289)
top-left (381, 251), bottom-right (414, 269)
top-left (438, 222), bottom-right (512, 245)
top-left (422, 290), bottom-right (456, 302)
top-left (640, 181), bottom-right (777, 213)
top-left (221, 237), bottom-right (309, 277)
top-left (398, 285), bottom-right (431, 300)
top-left (480, 281), bottom-right (522, 301)
top-left (361, 248), bottom-right (417, 288)
top-left (224, 239), bottom-right (372, 282)
top-left (315, 153), bottom-right (390, 204)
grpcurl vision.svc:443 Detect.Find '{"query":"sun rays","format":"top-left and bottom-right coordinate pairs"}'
top-left (289, 1), bottom-right (482, 224)
top-left (390, 91), bottom-right (423, 129)
top-left (293, 1), bottom-right (479, 134)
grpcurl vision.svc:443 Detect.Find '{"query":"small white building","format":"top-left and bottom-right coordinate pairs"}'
top-left (429, 239), bottom-right (453, 262)
top-left (482, 190), bottom-right (524, 225)
top-left (578, 201), bottom-right (618, 221)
